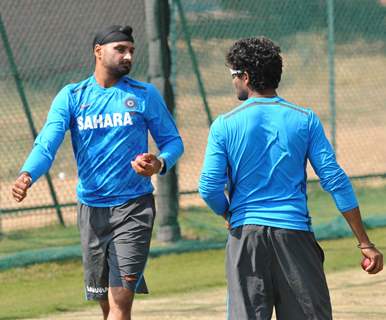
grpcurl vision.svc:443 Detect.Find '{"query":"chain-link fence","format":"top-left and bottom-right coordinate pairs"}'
top-left (174, 0), bottom-right (386, 193)
top-left (1, 0), bottom-right (385, 231)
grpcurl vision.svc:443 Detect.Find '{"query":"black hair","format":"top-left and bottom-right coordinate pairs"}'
top-left (226, 37), bottom-right (282, 90)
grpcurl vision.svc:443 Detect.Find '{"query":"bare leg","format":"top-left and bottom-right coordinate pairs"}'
top-left (107, 287), bottom-right (135, 320)
top-left (99, 299), bottom-right (110, 320)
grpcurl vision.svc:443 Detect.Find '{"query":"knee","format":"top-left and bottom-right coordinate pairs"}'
top-left (109, 286), bottom-right (134, 313)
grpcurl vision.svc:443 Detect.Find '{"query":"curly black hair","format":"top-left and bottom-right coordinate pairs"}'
top-left (226, 37), bottom-right (282, 91)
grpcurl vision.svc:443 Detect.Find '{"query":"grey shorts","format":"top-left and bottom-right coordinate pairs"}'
top-left (226, 225), bottom-right (332, 320)
top-left (77, 194), bottom-right (156, 300)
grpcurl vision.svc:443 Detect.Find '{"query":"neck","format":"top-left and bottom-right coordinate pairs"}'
top-left (248, 88), bottom-right (277, 99)
top-left (94, 66), bottom-right (120, 88)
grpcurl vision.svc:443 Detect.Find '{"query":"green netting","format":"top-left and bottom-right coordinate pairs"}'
top-left (315, 215), bottom-right (386, 240)
top-left (0, 0), bottom-right (385, 257)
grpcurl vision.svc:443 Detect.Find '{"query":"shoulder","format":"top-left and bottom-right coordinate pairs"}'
top-left (122, 77), bottom-right (164, 101)
top-left (276, 99), bottom-right (321, 132)
top-left (124, 77), bottom-right (151, 92)
top-left (51, 77), bottom-right (94, 111)
top-left (66, 76), bottom-right (95, 96)
top-left (223, 102), bottom-right (247, 120)
top-left (276, 99), bottom-right (323, 132)
top-left (276, 98), bottom-right (312, 117)
top-left (209, 115), bottom-right (226, 136)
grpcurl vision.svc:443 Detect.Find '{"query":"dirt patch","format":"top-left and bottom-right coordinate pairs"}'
top-left (25, 268), bottom-right (386, 320)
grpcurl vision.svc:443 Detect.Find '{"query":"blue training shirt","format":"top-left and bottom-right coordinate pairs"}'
top-left (199, 96), bottom-right (358, 231)
top-left (21, 75), bottom-right (184, 207)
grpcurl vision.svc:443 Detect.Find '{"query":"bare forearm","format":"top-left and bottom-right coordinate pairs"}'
top-left (342, 207), bottom-right (371, 246)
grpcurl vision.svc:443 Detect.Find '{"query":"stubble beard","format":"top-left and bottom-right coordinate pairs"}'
top-left (112, 65), bottom-right (131, 78)
top-left (104, 60), bottom-right (131, 79)
top-left (237, 90), bottom-right (248, 101)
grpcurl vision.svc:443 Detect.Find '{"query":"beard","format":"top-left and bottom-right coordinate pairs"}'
top-left (112, 64), bottom-right (131, 78)
top-left (106, 61), bottom-right (132, 78)
top-left (237, 89), bottom-right (248, 101)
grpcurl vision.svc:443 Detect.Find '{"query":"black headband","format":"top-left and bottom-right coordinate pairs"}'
top-left (93, 25), bottom-right (134, 48)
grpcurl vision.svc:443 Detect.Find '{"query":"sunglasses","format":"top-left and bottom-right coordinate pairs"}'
top-left (229, 68), bottom-right (244, 79)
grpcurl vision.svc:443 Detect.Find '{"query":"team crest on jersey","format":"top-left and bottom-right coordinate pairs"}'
top-left (124, 98), bottom-right (136, 108)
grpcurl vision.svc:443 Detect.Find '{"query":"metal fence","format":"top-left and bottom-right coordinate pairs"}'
top-left (1, 0), bottom-right (385, 231)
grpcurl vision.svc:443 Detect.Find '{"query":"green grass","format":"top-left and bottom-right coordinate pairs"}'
top-left (0, 226), bottom-right (385, 319)
top-left (0, 261), bottom-right (85, 320)
top-left (0, 250), bottom-right (226, 320)
top-left (0, 182), bottom-right (384, 318)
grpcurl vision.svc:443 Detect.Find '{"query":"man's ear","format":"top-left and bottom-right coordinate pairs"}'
top-left (94, 44), bottom-right (102, 60)
top-left (244, 71), bottom-right (250, 85)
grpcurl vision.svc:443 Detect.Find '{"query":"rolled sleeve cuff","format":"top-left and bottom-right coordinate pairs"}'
top-left (158, 153), bottom-right (171, 176)
top-left (332, 189), bottom-right (359, 213)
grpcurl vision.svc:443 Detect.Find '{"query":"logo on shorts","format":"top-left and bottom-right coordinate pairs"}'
top-left (86, 286), bottom-right (108, 294)
top-left (124, 98), bottom-right (136, 108)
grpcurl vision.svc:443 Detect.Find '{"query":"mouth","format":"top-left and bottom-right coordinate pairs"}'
top-left (120, 61), bottom-right (131, 68)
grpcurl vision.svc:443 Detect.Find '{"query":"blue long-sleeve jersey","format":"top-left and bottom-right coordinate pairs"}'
top-left (22, 75), bottom-right (184, 207)
top-left (199, 96), bottom-right (357, 231)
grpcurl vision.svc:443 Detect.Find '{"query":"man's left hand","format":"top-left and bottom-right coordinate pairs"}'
top-left (131, 153), bottom-right (162, 176)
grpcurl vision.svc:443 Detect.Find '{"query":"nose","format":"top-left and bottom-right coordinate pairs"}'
top-left (123, 52), bottom-right (132, 61)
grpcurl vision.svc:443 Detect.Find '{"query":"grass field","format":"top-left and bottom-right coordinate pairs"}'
top-left (0, 226), bottom-right (385, 319)
top-left (1, 181), bottom-right (385, 319)
top-left (35, 267), bottom-right (385, 320)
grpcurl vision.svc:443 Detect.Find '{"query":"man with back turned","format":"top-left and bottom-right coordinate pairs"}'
top-left (199, 36), bottom-right (383, 320)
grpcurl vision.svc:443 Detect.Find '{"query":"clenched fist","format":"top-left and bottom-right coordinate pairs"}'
top-left (12, 172), bottom-right (32, 202)
top-left (131, 153), bottom-right (163, 177)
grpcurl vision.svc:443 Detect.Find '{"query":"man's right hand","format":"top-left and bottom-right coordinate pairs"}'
top-left (12, 172), bottom-right (32, 202)
top-left (361, 246), bottom-right (383, 274)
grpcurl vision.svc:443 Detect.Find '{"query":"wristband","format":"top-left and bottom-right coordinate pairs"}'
top-left (357, 242), bottom-right (375, 249)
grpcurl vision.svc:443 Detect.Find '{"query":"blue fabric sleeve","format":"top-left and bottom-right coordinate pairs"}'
top-left (307, 111), bottom-right (358, 212)
top-left (198, 117), bottom-right (229, 215)
top-left (145, 84), bottom-right (184, 174)
top-left (21, 87), bottom-right (71, 183)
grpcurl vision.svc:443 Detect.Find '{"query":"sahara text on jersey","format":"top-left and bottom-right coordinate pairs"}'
top-left (77, 112), bottom-right (133, 130)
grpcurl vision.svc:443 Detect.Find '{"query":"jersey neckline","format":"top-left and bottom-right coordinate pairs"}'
top-left (91, 74), bottom-right (128, 91)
